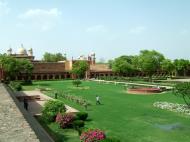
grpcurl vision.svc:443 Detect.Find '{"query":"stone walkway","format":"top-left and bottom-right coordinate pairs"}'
top-left (0, 84), bottom-right (40, 142)
top-left (16, 90), bottom-right (79, 115)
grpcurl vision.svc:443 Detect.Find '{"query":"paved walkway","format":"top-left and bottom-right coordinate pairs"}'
top-left (16, 90), bottom-right (79, 115)
top-left (0, 84), bottom-right (40, 142)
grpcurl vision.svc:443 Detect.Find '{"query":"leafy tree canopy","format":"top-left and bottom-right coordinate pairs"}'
top-left (161, 59), bottom-right (175, 75)
top-left (112, 56), bottom-right (135, 75)
top-left (138, 50), bottom-right (165, 80)
top-left (72, 61), bottom-right (89, 79)
top-left (0, 55), bottom-right (33, 81)
top-left (43, 52), bottom-right (66, 62)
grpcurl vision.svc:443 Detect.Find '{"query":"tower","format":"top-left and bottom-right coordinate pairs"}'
top-left (28, 48), bottom-right (33, 56)
top-left (91, 52), bottom-right (96, 65)
top-left (7, 48), bottom-right (12, 55)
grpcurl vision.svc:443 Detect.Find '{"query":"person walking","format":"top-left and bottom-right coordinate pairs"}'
top-left (55, 92), bottom-right (58, 99)
top-left (23, 98), bottom-right (28, 110)
top-left (96, 95), bottom-right (101, 105)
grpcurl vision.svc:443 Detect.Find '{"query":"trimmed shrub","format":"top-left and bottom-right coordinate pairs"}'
top-left (72, 80), bottom-right (82, 87)
top-left (76, 112), bottom-right (88, 121)
top-left (10, 81), bottom-right (22, 91)
top-left (80, 129), bottom-right (106, 142)
top-left (21, 80), bottom-right (33, 85)
top-left (72, 120), bottom-right (85, 128)
top-left (42, 100), bottom-right (66, 122)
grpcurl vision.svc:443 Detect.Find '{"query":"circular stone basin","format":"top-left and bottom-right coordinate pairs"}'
top-left (128, 87), bottom-right (162, 94)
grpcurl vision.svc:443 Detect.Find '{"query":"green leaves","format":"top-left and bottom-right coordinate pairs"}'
top-left (72, 61), bottom-right (88, 79)
top-left (173, 82), bottom-right (190, 107)
top-left (42, 52), bottom-right (66, 62)
top-left (0, 55), bottom-right (33, 80)
top-left (112, 55), bottom-right (136, 75)
top-left (138, 50), bottom-right (165, 80)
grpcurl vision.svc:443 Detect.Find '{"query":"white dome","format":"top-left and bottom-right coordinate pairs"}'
top-left (17, 47), bottom-right (27, 55)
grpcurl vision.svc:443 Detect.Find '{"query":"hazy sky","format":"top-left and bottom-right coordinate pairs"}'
top-left (0, 0), bottom-right (190, 61)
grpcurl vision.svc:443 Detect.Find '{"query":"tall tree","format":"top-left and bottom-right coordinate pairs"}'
top-left (173, 59), bottom-right (190, 76)
top-left (138, 50), bottom-right (165, 81)
top-left (161, 59), bottom-right (175, 77)
top-left (72, 61), bottom-right (89, 79)
top-left (108, 59), bottom-right (114, 69)
top-left (0, 55), bottom-right (33, 81)
top-left (18, 59), bottom-right (34, 80)
top-left (0, 55), bottom-right (18, 80)
top-left (43, 52), bottom-right (66, 62)
top-left (112, 55), bottom-right (136, 75)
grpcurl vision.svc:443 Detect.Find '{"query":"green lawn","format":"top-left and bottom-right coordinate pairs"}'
top-left (23, 80), bottom-right (190, 142)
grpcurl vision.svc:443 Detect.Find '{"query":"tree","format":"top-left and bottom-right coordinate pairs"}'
top-left (138, 50), bottom-right (165, 81)
top-left (161, 59), bottom-right (175, 77)
top-left (0, 55), bottom-right (33, 81)
top-left (72, 61), bottom-right (89, 79)
top-left (108, 59), bottom-right (114, 69)
top-left (173, 82), bottom-right (190, 108)
top-left (18, 59), bottom-right (34, 81)
top-left (0, 55), bottom-right (19, 80)
top-left (173, 59), bottom-right (190, 76)
top-left (43, 52), bottom-right (66, 62)
top-left (72, 80), bottom-right (82, 87)
top-left (112, 55), bottom-right (136, 76)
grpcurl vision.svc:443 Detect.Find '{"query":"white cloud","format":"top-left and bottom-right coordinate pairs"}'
top-left (129, 26), bottom-right (146, 35)
top-left (0, 1), bottom-right (10, 16)
top-left (19, 8), bottom-right (61, 19)
top-left (18, 8), bottom-right (62, 31)
top-left (86, 25), bottom-right (107, 33)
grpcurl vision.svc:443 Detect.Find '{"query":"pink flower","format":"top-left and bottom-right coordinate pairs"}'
top-left (80, 129), bottom-right (106, 142)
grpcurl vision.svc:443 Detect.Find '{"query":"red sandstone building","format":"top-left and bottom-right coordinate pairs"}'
top-left (0, 46), bottom-right (113, 81)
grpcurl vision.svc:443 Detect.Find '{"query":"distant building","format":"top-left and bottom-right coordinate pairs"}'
top-left (0, 45), bottom-right (113, 81)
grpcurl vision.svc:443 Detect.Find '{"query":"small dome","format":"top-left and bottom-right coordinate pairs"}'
top-left (78, 55), bottom-right (87, 60)
top-left (17, 47), bottom-right (27, 55)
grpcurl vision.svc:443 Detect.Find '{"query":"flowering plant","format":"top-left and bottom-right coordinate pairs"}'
top-left (80, 129), bottom-right (106, 142)
top-left (55, 113), bottom-right (63, 125)
top-left (60, 113), bottom-right (75, 128)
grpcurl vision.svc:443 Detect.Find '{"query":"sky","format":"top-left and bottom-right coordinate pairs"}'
top-left (0, 0), bottom-right (190, 61)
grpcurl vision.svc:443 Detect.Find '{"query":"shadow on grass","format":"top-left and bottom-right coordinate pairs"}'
top-left (85, 118), bottom-right (93, 122)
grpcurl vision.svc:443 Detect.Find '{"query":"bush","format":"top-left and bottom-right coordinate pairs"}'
top-left (60, 113), bottom-right (75, 128)
top-left (80, 129), bottom-right (106, 142)
top-left (76, 112), bottom-right (88, 121)
top-left (21, 80), bottom-right (33, 85)
top-left (42, 100), bottom-right (66, 122)
top-left (72, 80), bottom-right (82, 87)
top-left (55, 112), bottom-right (64, 125)
top-left (72, 120), bottom-right (85, 128)
top-left (10, 81), bottom-right (22, 91)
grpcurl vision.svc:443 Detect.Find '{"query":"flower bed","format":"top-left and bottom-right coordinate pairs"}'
top-left (128, 88), bottom-right (162, 94)
top-left (153, 102), bottom-right (190, 115)
top-left (80, 129), bottom-right (106, 142)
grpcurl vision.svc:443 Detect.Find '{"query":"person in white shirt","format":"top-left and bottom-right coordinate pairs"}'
top-left (96, 95), bottom-right (101, 105)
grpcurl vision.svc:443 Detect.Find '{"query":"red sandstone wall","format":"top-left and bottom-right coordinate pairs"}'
top-left (32, 62), bottom-right (66, 73)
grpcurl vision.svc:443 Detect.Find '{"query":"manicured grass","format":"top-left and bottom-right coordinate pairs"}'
top-left (23, 80), bottom-right (190, 142)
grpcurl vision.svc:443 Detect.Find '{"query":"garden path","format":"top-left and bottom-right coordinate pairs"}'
top-left (16, 90), bottom-right (79, 116)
